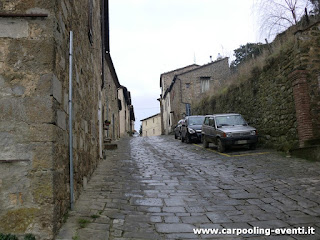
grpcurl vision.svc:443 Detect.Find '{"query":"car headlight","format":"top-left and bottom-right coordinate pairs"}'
top-left (226, 132), bottom-right (232, 137)
top-left (250, 130), bottom-right (257, 135)
top-left (188, 128), bottom-right (195, 134)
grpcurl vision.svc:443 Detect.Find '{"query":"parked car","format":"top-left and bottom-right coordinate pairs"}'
top-left (181, 115), bottom-right (205, 143)
top-left (174, 119), bottom-right (184, 139)
top-left (201, 113), bottom-right (258, 152)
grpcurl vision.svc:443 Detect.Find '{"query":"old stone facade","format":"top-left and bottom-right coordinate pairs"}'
top-left (141, 113), bottom-right (162, 137)
top-left (160, 64), bottom-right (199, 135)
top-left (118, 86), bottom-right (135, 137)
top-left (193, 21), bottom-right (320, 153)
top-left (160, 59), bottom-right (230, 134)
top-left (0, 0), bottom-right (122, 239)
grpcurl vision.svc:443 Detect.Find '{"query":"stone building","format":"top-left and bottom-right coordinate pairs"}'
top-left (118, 86), bottom-right (135, 137)
top-left (160, 58), bottom-right (230, 134)
top-left (159, 64), bottom-right (199, 134)
top-left (0, 0), bottom-right (122, 239)
top-left (141, 113), bottom-right (162, 137)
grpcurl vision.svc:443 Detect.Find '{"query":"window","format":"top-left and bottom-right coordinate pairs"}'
top-left (153, 118), bottom-right (154, 123)
top-left (145, 121), bottom-right (147, 126)
top-left (204, 117), bottom-right (209, 125)
top-left (153, 129), bottom-right (155, 134)
top-left (209, 118), bottom-right (215, 127)
top-left (200, 77), bottom-right (210, 93)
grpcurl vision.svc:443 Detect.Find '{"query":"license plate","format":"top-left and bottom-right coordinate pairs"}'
top-left (236, 140), bottom-right (248, 144)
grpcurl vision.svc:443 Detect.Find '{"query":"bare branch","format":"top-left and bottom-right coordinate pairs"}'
top-left (255, 0), bottom-right (311, 40)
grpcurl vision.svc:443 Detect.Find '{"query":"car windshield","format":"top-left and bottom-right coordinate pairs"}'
top-left (188, 116), bottom-right (205, 125)
top-left (215, 115), bottom-right (246, 127)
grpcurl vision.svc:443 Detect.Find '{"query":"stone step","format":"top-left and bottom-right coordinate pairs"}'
top-left (104, 143), bottom-right (118, 150)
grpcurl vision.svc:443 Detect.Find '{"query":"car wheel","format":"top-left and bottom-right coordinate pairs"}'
top-left (203, 136), bottom-right (209, 148)
top-left (217, 138), bottom-right (225, 153)
top-left (249, 143), bottom-right (256, 150)
top-left (186, 134), bottom-right (191, 144)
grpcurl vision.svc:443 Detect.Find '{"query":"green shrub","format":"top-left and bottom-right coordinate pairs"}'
top-left (24, 234), bottom-right (36, 240)
top-left (0, 233), bottom-right (18, 240)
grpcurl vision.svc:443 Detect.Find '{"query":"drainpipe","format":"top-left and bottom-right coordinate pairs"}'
top-left (68, 31), bottom-right (74, 210)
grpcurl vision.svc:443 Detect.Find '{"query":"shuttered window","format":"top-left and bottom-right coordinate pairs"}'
top-left (200, 77), bottom-right (210, 93)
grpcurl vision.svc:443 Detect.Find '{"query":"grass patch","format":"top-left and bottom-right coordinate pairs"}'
top-left (90, 215), bottom-right (100, 219)
top-left (72, 235), bottom-right (79, 240)
top-left (63, 212), bottom-right (69, 223)
top-left (78, 218), bottom-right (91, 228)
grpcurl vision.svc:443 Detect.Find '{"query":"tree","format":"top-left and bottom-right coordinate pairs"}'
top-left (309, 0), bottom-right (320, 14)
top-left (230, 43), bottom-right (266, 69)
top-left (256, 0), bottom-right (312, 39)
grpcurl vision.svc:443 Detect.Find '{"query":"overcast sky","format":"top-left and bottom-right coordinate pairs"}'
top-left (109, 0), bottom-right (258, 131)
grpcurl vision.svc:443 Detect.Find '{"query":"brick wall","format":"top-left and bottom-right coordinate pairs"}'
top-left (290, 70), bottom-right (313, 147)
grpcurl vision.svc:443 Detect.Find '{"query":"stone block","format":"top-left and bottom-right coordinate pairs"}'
top-left (0, 121), bottom-right (56, 144)
top-left (37, 73), bottom-right (53, 96)
top-left (0, 96), bottom-right (50, 122)
top-left (25, 96), bottom-right (54, 123)
top-left (63, 91), bottom-right (69, 113)
top-left (30, 171), bottom-right (54, 205)
top-left (155, 223), bottom-right (195, 233)
top-left (0, 19), bottom-right (29, 38)
top-left (32, 142), bottom-right (54, 170)
top-left (0, 208), bottom-right (40, 233)
top-left (8, 39), bottom-right (54, 73)
top-left (0, 132), bottom-right (32, 161)
top-left (57, 110), bottom-right (67, 130)
top-left (52, 75), bottom-right (62, 103)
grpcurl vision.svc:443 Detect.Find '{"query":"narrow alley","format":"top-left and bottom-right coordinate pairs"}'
top-left (56, 136), bottom-right (320, 240)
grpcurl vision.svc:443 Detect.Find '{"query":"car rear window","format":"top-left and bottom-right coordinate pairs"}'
top-left (215, 115), bottom-right (246, 127)
top-left (188, 116), bottom-right (205, 125)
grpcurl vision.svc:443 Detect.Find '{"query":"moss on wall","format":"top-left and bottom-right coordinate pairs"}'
top-left (0, 208), bottom-right (39, 233)
top-left (193, 21), bottom-right (320, 151)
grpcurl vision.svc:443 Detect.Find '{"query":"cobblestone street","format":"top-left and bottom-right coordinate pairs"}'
top-left (56, 136), bottom-right (320, 240)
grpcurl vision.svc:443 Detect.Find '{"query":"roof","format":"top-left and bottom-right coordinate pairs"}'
top-left (140, 113), bottom-right (161, 122)
top-left (160, 64), bottom-right (199, 87)
top-left (119, 85), bottom-right (131, 106)
top-left (106, 53), bottom-right (121, 88)
top-left (176, 57), bottom-right (228, 77)
top-left (162, 57), bottom-right (229, 99)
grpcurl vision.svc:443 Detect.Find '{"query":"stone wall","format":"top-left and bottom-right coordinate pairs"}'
top-left (0, 0), bottom-right (119, 239)
top-left (193, 21), bottom-right (320, 152)
top-left (160, 64), bottom-right (199, 134)
top-left (104, 61), bottom-right (120, 140)
top-left (0, 1), bottom-right (56, 239)
top-left (170, 58), bottom-right (230, 127)
top-left (52, 1), bottom-right (105, 237)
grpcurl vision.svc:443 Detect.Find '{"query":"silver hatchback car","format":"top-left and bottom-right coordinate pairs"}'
top-left (201, 113), bottom-right (258, 152)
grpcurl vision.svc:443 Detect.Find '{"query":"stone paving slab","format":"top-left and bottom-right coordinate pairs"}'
top-left (56, 136), bottom-right (320, 239)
